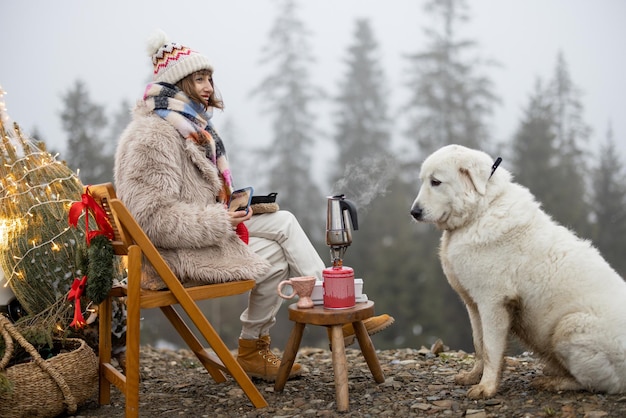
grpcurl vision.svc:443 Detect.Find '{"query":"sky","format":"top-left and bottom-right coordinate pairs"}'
top-left (1, 0), bottom-right (625, 187)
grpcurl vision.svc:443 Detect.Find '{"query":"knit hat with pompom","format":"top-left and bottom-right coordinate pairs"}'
top-left (146, 30), bottom-right (213, 85)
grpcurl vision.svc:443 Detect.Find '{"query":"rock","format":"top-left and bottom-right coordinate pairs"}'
top-left (465, 409), bottom-right (487, 418)
top-left (432, 399), bottom-right (454, 408)
top-left (410, 402), bottom-right (431, 411)
top-left (430, 338), bottom-right (446, 355)
top-left (584, 412), bottom-right (608, 418)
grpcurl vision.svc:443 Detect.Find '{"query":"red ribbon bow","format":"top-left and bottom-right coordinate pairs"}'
top-left (67, 276), bottom-right (88, 329)
top-left (67, 186), bottom-right (115, 328)
top-left (68, 186), bottom-right (114, 245)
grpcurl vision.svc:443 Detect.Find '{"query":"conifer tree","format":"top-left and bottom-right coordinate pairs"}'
top-left (330, 18), bottom-right (393, 189)
top-left (251, 0), bottom-right (324, 239)
top-left (510, 53), bottom-right (592, 237)
top-left (510, 78), bottom-right (560, 206)
top-left (61, 79), bottom-right (112, 185)
top-left (403, 0), bottom-right (499, 160)
top-left (547, 52), bottom-right (591, 234)
top-left (328, 18), bottom-right (396, 255)
top-left (591, 125), bottom-right (626, 276)
top-left (396, 0), bottom-right (496, 351)
top-left (325, 19), bottom-right (462, 350)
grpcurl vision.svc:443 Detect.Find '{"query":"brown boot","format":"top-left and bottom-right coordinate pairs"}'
top-left (236, 335), bottom-right (302, 382)
top-left (329, 314), bottom-right (395, 347)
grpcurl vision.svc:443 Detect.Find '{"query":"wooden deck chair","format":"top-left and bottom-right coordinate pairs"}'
top-left (88, 183), bottom-right (267, 417)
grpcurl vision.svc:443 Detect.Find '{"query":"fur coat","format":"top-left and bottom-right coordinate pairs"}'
top-left (114, 102), bottom-right (270, 290)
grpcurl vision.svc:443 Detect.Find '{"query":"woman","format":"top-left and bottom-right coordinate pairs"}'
top-left (114, 31), bottom-right (393, 381)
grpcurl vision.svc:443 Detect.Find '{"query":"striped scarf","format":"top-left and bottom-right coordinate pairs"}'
top-left (143, 82), bottom-right (233, 201)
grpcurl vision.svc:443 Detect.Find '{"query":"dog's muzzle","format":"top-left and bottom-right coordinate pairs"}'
top-left (410, 206), bottom-right (423, 221)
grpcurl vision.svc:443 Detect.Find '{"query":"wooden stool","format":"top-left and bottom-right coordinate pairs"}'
top-left (274, 300), bottom-right (385, 412)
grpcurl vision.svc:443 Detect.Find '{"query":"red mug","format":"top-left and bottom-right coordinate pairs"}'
top-left (323, 266), bottom-right (355, 309)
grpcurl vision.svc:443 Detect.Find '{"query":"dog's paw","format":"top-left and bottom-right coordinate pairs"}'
top-left (467, 383), bottom-right (497, 399)
top-left (455, 369), bottom-right (482, 385)
top-left (532, 376), bottom-right (584, 392)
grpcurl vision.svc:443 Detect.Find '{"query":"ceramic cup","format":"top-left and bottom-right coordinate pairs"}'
top-left (277, 276), bottom-right (317, 309)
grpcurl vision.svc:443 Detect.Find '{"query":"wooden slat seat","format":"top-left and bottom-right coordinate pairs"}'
top-left (108, 280), bottom-right (255, 309)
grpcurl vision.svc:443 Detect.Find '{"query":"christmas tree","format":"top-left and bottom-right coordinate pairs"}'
top-left (0, 85), bottom-right (88, 322)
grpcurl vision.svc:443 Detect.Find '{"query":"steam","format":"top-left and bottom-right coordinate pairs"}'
top-left (330, 155), bottom-right (397, 218)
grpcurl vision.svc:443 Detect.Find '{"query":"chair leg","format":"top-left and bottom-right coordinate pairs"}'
top-left (274, 321), bottom-right (306, 392)
top-left (179, 301), bottom-right (268, 408)
top-left (353, 320), bottom-right (385, 383)
top-left (160, 305), bottom-right (227, 383)
top-left (330, 325), bottom-right (350, 412)
top-left (98, 296), bottom-right (113, 405)
top-left (125, 246), bottom-right (142, 418)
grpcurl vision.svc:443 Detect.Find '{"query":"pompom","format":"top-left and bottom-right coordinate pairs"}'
top-left (146, 29), bottom-right (170, 56)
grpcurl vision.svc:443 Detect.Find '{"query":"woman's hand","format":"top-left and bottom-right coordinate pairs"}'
top-left (228, 207), bottom-right (253, 229)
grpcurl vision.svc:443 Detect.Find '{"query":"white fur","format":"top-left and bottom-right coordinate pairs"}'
top-left (146, 29), bottom-right (169, 56)
top-left (410, 144), bottom-right (626, 399)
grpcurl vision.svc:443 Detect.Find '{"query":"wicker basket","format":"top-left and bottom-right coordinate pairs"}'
top-left (0, 315), bottom-right (98, 418)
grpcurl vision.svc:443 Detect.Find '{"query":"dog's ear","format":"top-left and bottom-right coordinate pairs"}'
top-left (460, 163), bottom-right (488, 195)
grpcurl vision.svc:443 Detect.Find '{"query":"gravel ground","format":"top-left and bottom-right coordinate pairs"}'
top-left (67, 343), bottom-right (626, 418)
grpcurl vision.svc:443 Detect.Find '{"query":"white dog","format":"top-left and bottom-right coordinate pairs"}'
top-left (410, 144), bottom-right (626, 399)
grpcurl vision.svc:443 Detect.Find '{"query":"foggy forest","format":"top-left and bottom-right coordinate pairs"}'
top-left (3, 0), bottom-right (626, 354)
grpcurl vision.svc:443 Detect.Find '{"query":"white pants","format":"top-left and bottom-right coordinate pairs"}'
top-left (238, 210), bottom-right (325, 339)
